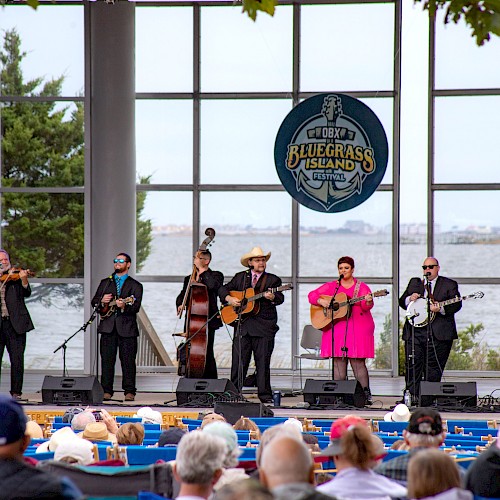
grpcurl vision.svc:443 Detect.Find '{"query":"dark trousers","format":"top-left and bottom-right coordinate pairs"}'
top-left (0, 318), bottom-right (26, 395)
top-left (100, 328), bottom-right (138, 396)
top-left (405, 329), bottom-right (453, 398)
top-left (231, 333), bottom-right (274, 401)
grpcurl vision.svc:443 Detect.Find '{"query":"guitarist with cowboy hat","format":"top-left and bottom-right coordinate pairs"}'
top-left (219, 246), bottom-right (284, 404)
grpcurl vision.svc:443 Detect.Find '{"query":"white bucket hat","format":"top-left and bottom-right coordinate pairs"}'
top-left (384, 403), bottom-right (411, 422)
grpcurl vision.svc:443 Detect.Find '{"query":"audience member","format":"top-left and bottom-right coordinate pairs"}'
top-left (158, 427), bottom-right (186, 447)
top-left (200, 411), bottom-right (227, 429)
top-left (37, 427), bottom-right (79, 453)
top-left (317, 415), bottom-right (407, 499)
top-left (408, 449), bottom-right (472, 500)
top-left (54, 438), bottom-right (95, 466)
top-left (80, 422), bottom-right (117, 443)
top-left (0, 395), bottom-right (83, 499)
top-left (260, 435), bottom-right (335, 500)
top-left (25, 420), bottom-right (44, 439)
top-left (202, 421), bottom-right (249, 490)
top-left (62, 407), bottom-right (84, 424)
top-left (233, 417), bottom-right (261, 440)
top-left (464, 429), bottom-right (500, 498)
top-left (303, 432), bottom-right (321, 453)
top-left (256, 422), bottom-right (303, 470)
top-left (390, 440), bottom-right (410, 451)
top-left (134, 406), bottom-right (163, 426)
top-left (173, 430), bottom-right (227, 500)
top-left (115, 422), bottom-right (145, 445)
top-left (375, 408), bottom-right (446, 484)
top-left (71, 411), bottom-right (96, 432)
top-left (384, 404), bottom-right (411, 423)
top-left (214, 478), bottom-right (273, 500)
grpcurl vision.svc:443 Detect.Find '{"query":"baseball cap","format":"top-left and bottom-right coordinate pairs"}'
top-left (320, 415), bottom-right (368, 456)
top-left (158, 428), bottom-right (186, 447)
top-left (54, 438), bottom-right (95, 465)
top-left (407, 408), bottom-right (443, 436)
top-left (0, 395), bottom-right (27, 445)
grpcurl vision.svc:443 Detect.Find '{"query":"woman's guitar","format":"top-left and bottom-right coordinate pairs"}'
top-left (99, 296), bottom-right (136, 319)
top-left (221, 284), bottom-right (293, 325)
top-left (310, 289), bottom-right (389, 329)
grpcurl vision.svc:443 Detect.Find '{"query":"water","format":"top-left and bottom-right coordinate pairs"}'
top-left (18, 233), bottom-right (500, 372)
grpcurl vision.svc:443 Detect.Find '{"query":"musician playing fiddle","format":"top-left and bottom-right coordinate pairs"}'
top-left (176, 249), bottom-right (223, 379)
top-left (399, 257), bottom-right (461, 404)
top-left (0, 249), bottom-right (35, 400)
top-left (308, 256), bottom-right (375, 405)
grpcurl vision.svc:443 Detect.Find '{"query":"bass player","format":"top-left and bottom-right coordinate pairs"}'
top-left (308, 256), bottom-right (375, 405)
top-left (399, 256), bottom-right (461, 404)
top-left (219, 246), bottom-right (284, 404)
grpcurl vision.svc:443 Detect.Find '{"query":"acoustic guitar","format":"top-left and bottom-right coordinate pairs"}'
top-left (99, 295), bottom-right (136, 319)
top-left (221, 284), bottom-right (293, 325)
top-left (310, 289), bottom-right (389, 329)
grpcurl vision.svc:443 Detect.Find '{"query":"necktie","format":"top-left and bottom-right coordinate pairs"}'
top-left (426, 281), bottom-right (434, 300)
top-left (252, 274), bottom-right (258, 288)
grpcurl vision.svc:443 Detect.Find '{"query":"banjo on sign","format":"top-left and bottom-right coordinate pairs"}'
top-left (406, 291), bottom-right (484, 328)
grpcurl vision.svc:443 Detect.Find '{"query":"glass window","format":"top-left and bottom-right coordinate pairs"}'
top-left (301, 3), bottom-right (395, 92)
top-left (299, 191), bottom-right (393, 277)
top-left (434, 191), bottom-right (500, 277)
top-left (200, 191), bottom-right (292, 277)
top-left (435, 10), bottom-right (500, 89)
top-left (200, 99), bottom-right (292, 184)
top-left (24, 284), bottom-right (84, 371)
top-left (139, 191), bottom-right (193, 276)
top-left (0, 5), bottom-right (84, 97)
top-left (136, 6), bottom-right (193, 93)
top-left (434, 96), bottom-right (500, 183)
top-left (1, 193), bottom-right (84, 278)
top-left (200, 5), bottom-right (293, 92)
top-left (1, 101), bottom-right (84, 187)
top-left (136, 100), bottom-right (193, 184)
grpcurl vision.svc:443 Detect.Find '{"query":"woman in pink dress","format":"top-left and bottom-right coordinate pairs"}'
top-left (308, 256), bottom-right (375, 404)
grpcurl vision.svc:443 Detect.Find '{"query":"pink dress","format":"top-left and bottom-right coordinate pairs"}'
top-left (308, 278), bottom-right (375, 358)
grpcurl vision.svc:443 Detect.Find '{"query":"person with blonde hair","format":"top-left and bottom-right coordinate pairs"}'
top-left (115, 422), bottom-right (145, 445)
top-left (233, 417), bottom-right (261, 440)
top-left (317, 415), bottom-right (407, 499)
top-left (408, 449), bottom-right (472, 500)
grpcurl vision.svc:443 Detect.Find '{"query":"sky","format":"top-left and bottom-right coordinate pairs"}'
top-left (1, 1), bottom-right (500, 231)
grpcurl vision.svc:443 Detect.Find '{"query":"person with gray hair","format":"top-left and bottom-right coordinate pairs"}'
top-left (173, 430), bottom-right (227, 500)
top-left (70, 411), bottom-right (96, 432)
top-left (260, 435), bottom-right (335, 500)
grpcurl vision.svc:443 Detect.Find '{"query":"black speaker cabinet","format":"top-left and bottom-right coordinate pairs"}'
top-left (214, 402), bottom-right (274, 425)
top-left (175, 378), bottom-right (238, 406)
top-left (419, 381), bottom-right (477, 407)
top-left (42, 376), bottom-right (104, 405)
top-left (303, 379), bottom-right (366, 408)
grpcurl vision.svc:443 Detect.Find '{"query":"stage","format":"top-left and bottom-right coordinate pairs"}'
top-left (4, 371), bottom-right (500, 421)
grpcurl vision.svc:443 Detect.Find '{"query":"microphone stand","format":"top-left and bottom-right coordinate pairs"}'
top-left (405, 310), bottom-right (418, 407)
top-left (54, 302), bottom-right (100, 378)
top-left (422, 272), bottom-right (433, 405)
top-left (328, 276), bottom-right (342, 381)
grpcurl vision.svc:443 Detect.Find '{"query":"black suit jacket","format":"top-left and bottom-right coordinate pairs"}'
top-left (219, 270), bottom-right (284, 338)
top-left (91, 275), bottom-right (143, 337)
top-left (399, 275), bottom-right (462, 341)
top-left (4, 280), bottom-right (35, 334)
top-left (176, 268), bottom-right (224, 330)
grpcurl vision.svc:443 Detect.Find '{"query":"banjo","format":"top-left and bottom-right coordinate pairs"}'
top-left (406, 291), bottom-right (484, 327)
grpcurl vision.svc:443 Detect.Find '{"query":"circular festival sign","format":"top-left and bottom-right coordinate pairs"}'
top-left (274, 93), bottom-right (388, 213)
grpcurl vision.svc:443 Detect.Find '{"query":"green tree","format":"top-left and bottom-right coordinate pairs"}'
top-left (0, 28), bottom-right (151, 282)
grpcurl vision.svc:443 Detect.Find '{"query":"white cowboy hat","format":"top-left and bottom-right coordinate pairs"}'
top-left (384, 403), bottom-right (411, 423)
top-left (240, 247), bottom-right (271, 268)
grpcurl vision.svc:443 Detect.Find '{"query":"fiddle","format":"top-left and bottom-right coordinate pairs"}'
top-left (0, 268), bottom-right (35, 282)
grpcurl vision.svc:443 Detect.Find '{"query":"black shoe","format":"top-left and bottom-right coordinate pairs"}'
top-left (260, 398), bottom-right (273, 404)
top-left (363, 387), bottom-right (373, 406)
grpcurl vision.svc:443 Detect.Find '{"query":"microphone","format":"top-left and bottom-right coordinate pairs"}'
top-left (425, 272), bottom-right (431, 277)
top-left (109, 271), bottom-right (116, 279)
top-left (338, 274), bottom-right (344, 282)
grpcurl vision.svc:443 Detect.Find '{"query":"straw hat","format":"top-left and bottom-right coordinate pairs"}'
top-left (384, 403), bottom-right (411, 423)
top-left (79, 422), bottom-right (116, 442)
top-left (36, 426), bottom-right (78, 453)
top-left (240, 247), bottom-right (271, 268)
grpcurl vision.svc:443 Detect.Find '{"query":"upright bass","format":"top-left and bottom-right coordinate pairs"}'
top-left (176, 228), bottom-right (215, 378)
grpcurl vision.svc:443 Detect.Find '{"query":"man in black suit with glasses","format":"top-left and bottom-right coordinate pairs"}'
top-left (399, 257), bottom-right (462, 404)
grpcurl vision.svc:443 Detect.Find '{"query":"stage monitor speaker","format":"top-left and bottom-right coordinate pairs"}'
top-left (42, 376), bottom-right (104, 405)
top-left (303, 379), bottom-right (366, 408)
top-left (175, 378), bottom-right (238, 406)
top-left (214, 401), bottom-right (274, 425)
top-left (419, 381), bottom-right (477, 407)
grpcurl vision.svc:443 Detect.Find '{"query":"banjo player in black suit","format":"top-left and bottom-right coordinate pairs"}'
top-left (219, 246), bottom-right (284, 404)
top-left (399, 256), bottom-right (462, 404)
top-left (91, 252), bottom-right (143, 402)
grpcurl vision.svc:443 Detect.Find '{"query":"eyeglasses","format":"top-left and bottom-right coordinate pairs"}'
top-left (422, 264), bottom-right (437, 270)
top-left (114, 258), bottom-right (128, 264)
